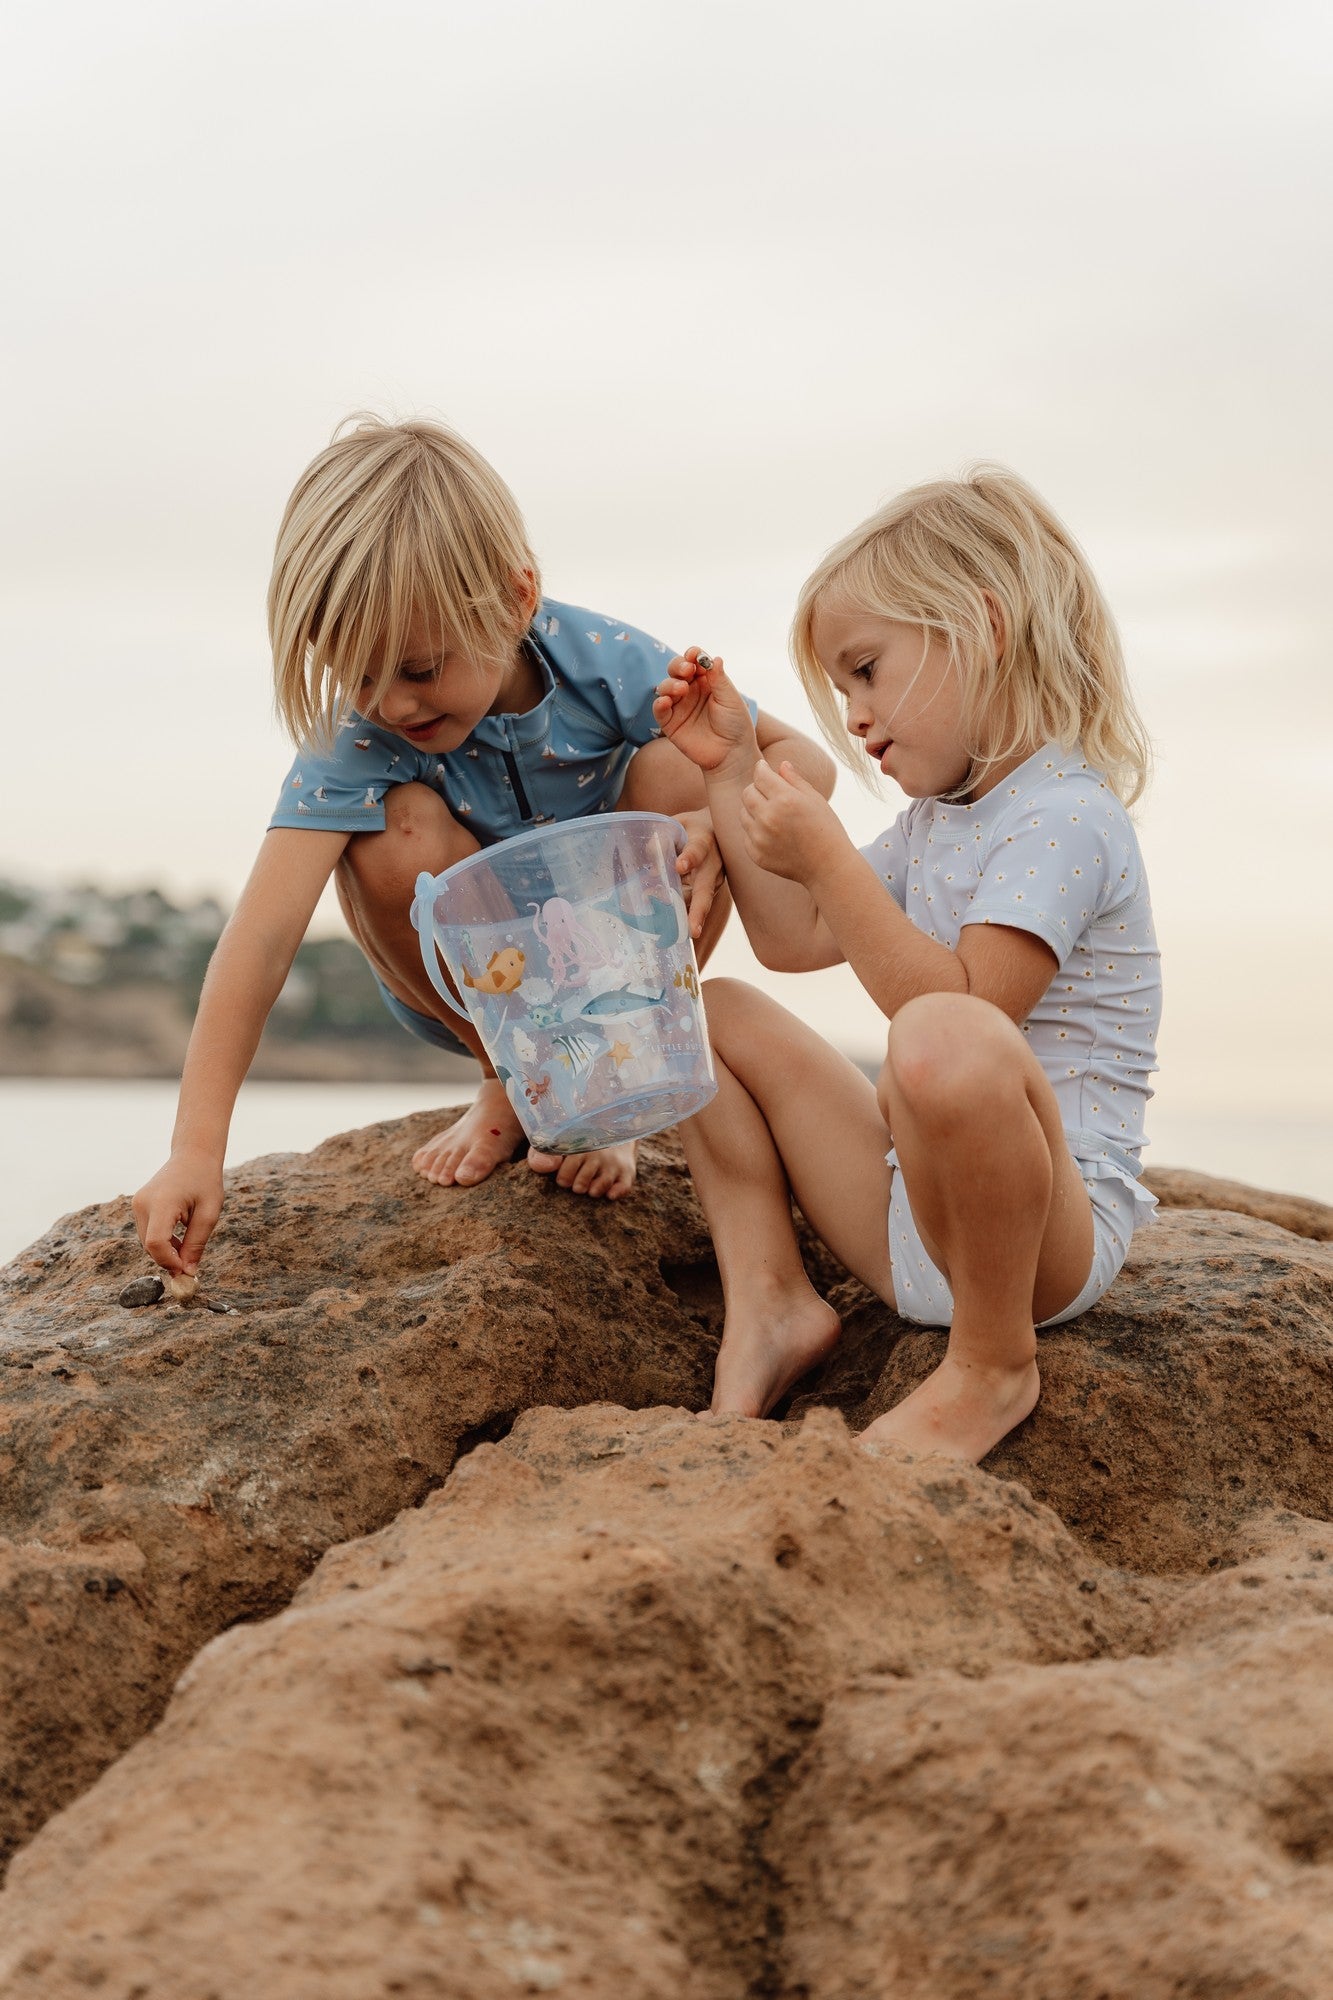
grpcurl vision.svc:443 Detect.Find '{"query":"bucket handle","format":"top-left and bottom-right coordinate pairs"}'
top-left (409, 872), bottom-right (471, 1022)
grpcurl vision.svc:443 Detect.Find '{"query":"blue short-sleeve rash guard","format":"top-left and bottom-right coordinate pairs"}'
top-left (270, 597), bottom-right (757, 846)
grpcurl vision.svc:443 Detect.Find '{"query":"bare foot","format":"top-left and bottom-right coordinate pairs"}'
top-left (525, 1141), bottom-right (638, 1199)
top-left (858, 1352), bottom-right (1040, 1465)
top-left (411, 1080), bottom-right (525, 1188)
top-left (708, 1280), bottom-right (842, 1418)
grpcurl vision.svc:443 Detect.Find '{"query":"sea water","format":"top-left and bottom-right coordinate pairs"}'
top-left (0, 1079), bottom-right (1328, 1271)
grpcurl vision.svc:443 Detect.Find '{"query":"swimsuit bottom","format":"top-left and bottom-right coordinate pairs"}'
top-left (375, 975), bottom-right (474, 1062)
top-left (885, 1143), bottom-right (1157, 1330)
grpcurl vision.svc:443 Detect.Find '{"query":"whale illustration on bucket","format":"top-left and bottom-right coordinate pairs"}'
top-left (409, 812), bottom-right (717, 1151)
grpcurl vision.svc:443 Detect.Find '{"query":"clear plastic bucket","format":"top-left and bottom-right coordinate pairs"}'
top-left (409, 812), bottom-right (717, 1152)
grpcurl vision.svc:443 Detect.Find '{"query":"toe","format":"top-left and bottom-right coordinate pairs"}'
top-left (525, 1149), bottom-right (562, 1178)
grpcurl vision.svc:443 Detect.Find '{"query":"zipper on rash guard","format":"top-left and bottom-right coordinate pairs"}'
top-left (501, 748), bottom-right (536, 822)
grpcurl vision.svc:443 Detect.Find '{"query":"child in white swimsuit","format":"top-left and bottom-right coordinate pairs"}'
top-left (654, 466), bottom-right (1160, 1465)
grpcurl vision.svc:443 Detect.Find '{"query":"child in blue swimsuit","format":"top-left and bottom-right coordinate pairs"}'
top-left (134, 416), bottom-right (832, 1279)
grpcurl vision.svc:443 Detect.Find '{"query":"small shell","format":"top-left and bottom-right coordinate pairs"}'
top-left (164, 1272), bottom-right (199, 1305)
top-left (695, 652), bottom-right (714, 673)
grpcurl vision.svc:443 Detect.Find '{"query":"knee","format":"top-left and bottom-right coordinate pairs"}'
top-left (339, 784), bottom-right (473, 892)
top-left (699, 975), bottom-right (760, 1026)
top-left (618, 737), bottom-right (706, 815)
top-left (886, 993), bottom-right (1019, 1122)
top-left (699, 976), bottom-right (780, 1062)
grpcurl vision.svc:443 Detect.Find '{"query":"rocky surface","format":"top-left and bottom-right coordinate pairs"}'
top-left (0, 1112), bottom-right (731, 1870)
top-left (1146, 1162), bottom-right (1333, 1242)
top-left (0, 1111), bottom-right (1330, 1996)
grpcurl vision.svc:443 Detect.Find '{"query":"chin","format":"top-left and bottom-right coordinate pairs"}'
top-left (894, 761), bottom-right (967, 801)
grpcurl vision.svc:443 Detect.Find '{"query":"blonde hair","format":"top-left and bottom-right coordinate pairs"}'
top-left (268, 414), bottom-right (541, 745)
top-left (791, 466), bottom-right (1150, 805)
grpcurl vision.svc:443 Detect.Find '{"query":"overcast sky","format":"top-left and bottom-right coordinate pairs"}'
top-left (2, 0), bottom-right (1330, 1118)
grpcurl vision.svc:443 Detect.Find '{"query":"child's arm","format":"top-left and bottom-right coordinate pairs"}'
top-left (133, 828), bottom-right (350, 1275)
top-left (753, 708), bottom-right (836, 799)
top-left (655, 653), bottom-right (1058, 1021)
top-left (653, 651), bottom-right (844, 971)
top-left (742, 757), bottom-right (1060, 1025)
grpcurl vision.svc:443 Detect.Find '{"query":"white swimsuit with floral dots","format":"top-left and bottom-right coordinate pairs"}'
top-left (861, 742), bottom-right (1161, 1325)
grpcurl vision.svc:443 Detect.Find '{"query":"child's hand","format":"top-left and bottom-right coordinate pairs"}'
top-left (132, 1149), bottom-right (224, 1277)
top-left (652, 650), bottom-right (756, 774)
top-left (740, 758), bottom-right (848, 884)
top-left (674, 809), bottom-right (726, 941)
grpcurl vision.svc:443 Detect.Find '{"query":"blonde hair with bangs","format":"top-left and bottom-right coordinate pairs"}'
top-left (791, 466), bottom-right (1150, 806)
top-left (269, 414), bottom-right (541, 746)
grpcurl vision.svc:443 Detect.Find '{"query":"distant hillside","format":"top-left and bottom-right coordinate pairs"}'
top-left (0, 879), bottom-right (472, 1082)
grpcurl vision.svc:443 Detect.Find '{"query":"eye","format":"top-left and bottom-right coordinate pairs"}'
top-left (402, 665), bottom-right (440, 684)
top-left (850, 660), bottom-right (877, 684)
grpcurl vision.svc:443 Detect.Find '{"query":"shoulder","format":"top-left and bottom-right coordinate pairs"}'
top-left (532, 598), bottom-right (673, 681)
top-left (989, 751), bottom-right (1137, 842)
top-left (982, 751), bottom-right (1147, 919)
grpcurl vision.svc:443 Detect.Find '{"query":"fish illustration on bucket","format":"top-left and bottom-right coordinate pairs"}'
top-left (409, 812), bottom-right (717, 1151)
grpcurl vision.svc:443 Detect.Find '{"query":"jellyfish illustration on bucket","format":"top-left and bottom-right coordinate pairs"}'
top-left (408, 812), bottom-right (717, 1151)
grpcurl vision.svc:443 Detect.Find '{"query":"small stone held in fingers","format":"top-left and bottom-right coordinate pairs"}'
top-left (695, 652), bottom-right (714, 673)
top-left (164, 1272), bottom-right (199, 1305)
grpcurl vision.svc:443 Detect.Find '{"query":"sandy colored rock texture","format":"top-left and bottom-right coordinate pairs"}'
top-left (0, 1409), bottom-right (1330, 2000)
top-left (0, 1113), bottom-right (731, 1867)
top-left (1144, 1162), bottom-right (1333, 1242)
top-left (0, 1110), bottom-right (1330, 1997)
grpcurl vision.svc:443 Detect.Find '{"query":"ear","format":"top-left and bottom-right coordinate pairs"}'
top-left (511, 568), bottom-right (539, 630)
top-left (982, 590), bottom-right (1007, 662)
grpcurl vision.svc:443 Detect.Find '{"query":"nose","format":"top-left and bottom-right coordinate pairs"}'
top-left (845, 695), bottom-right (872, 738)
top-left (375, 679), bottom-right (421, 725)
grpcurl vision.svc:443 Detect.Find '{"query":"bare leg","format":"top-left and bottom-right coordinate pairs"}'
top-left (341, 783), bottom-right (658, 1201)
top-left (858, 992), bottom-right (1095, 1463)
top-left (336, 785), bottom-right (527, 1189)
top-left (679, 980), bottom-right (898, 1416)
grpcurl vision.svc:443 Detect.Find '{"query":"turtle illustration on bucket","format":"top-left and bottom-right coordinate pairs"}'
top-left (409, 812), bottom-right (717, 1151)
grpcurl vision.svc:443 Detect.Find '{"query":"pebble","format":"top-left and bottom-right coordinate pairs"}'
top-left (164, 1272), bottom-right (199, 1305)
top-left (119, 1275), bottom-right (165, 1309)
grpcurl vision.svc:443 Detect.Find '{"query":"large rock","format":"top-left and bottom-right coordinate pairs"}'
top-left (0, 1112), bottom-right (726, 1867)
top-left (1146, 1162), bottom-right (1333, 1241)
top-left (774, 1605), bottom-right (1333, 1999)
top-left (0, 1408), bottom-right (1155, 1998)
top-left (793, 1203), bottom-right (1333, 1573)
top-left (0, 1407), bottom-right (1329, 2000)
top-left (0, 1112), bottom-right (1330, 1995)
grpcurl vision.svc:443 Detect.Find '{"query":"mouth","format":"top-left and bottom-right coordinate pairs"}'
top-left (401, 716), bottom-right (446, 741)
top-left (866, 739), bottom-right (894, 769)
